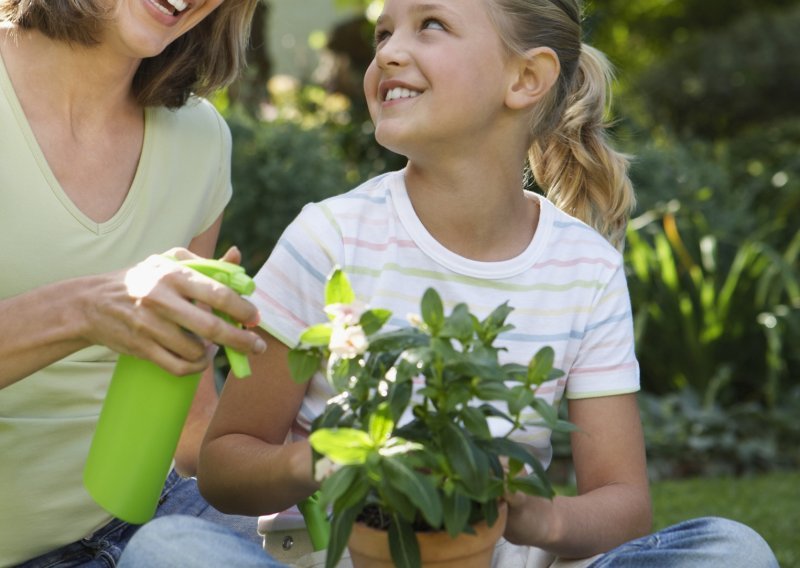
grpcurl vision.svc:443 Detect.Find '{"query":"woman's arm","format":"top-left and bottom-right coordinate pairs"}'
top-left (503, 392), bottom-right (652, 559)
top-left (198, 328), bottom-right (318, 515)
top-left (0, 215), bottom-right (265, 389)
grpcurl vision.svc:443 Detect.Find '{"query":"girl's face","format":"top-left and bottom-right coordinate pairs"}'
top-left (108, 0), bottom-right (224, 58)
top-left (363, 0), bottom-right (517, 159)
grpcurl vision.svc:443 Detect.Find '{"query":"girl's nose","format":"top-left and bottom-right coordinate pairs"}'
top-left (375, 33), bottom-right (411, 69)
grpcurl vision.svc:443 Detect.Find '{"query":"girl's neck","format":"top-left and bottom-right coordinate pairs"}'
top-left (404, 159), bottom-right (539, 262)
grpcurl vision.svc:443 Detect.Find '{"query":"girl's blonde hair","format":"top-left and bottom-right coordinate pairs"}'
top-left (0, 0), bottom-right (258, 109)
top-left (488, 0), bottom-right (635, 249)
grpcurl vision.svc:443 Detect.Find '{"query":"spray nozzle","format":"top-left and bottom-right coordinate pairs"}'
top-left (172, 257), bottom-right (256, 378)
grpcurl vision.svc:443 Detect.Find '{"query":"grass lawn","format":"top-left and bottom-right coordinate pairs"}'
top-left (556, 470), bottom-right (798, 566)
top-left (650, 471), bottom-right (799, 567)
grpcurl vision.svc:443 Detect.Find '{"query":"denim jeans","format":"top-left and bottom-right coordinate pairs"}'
top-left (14, 470), bottom-right (261, 568)
top-left (117, 514), bottom-right (778, 568)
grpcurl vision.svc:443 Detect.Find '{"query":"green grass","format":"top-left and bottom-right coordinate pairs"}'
top-left (556, 471), bottom-right (799, 567)
top-left (650, 471), bottom-right (799, 567)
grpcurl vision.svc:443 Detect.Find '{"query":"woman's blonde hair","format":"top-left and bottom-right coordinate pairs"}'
top-left (488, 0), bottom-right (635, 249)
top-left (0, 0), bottom-right (258, 108)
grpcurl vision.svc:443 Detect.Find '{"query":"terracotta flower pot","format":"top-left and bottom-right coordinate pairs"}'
top-left (347, 502), bottom-right (508, 568)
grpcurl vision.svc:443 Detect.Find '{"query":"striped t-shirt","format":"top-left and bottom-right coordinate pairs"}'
top-left (252, 169), bottom-right (639, 470)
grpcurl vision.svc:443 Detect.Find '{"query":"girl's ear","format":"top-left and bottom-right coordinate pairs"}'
top-left (505, 47), bottom-right (560, 110)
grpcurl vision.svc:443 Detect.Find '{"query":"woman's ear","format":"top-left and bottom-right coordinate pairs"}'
top-left (505, 47), bottom-right (560, 110)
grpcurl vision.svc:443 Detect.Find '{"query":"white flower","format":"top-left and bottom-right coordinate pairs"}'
top-left (314, 457), bottom-right (340, 482)
top-left (325, 301), bottom-right (368, 326)
top-left (406, 312), bottom-right (424, 328)
top-left (329, 324), bottom-right (368, 359)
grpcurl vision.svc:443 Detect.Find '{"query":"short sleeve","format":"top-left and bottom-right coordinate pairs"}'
top-left (249, 202), bottom-right (345, 347)
top-left (565, 264), bottom-right (640, 399)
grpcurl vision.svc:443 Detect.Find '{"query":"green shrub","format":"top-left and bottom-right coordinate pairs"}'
top-left (217, 109), bottom-right (353, 275)
top-left (625, 209), bottom-right (799, 406)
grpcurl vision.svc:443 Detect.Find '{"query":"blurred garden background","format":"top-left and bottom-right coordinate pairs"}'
top-left (212, 1), bottom-right (799, 564)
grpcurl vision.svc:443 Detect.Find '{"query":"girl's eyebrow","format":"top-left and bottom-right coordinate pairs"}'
top-left (376, 2), bottom-right (458, 26)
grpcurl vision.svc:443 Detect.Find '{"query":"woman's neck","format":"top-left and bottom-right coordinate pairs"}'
top-left (0, 26), bottom-right (140, 125)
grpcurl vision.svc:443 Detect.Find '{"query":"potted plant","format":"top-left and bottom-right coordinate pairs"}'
top-left (288, 268), bottom-right (575, 568)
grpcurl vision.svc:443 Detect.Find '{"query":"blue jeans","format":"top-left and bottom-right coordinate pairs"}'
top-left (15, 470), bottom-right (262, 568)
top-left (118, 515), bottom-right (777, 568)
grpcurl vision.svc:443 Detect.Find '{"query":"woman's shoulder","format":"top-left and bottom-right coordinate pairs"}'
top-left (151, 97), bottom-right (230, 144)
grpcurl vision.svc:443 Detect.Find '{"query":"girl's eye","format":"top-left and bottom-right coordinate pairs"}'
top-left (374, 28), bottom-right (391, 46)
top-left (421, 18), bottom-right (445, 31)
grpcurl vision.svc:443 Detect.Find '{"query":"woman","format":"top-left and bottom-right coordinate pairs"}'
top-left (0, 1), bottom-right (271, 565)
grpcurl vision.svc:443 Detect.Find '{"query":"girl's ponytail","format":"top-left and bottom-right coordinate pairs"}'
top-left (529, 44), bottom-right (635, 250)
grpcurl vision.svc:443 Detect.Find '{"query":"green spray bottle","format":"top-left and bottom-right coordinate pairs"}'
top-left (83, 257), bottom-right (255, 524)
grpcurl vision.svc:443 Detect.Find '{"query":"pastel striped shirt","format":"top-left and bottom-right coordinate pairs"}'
top-left (252, 169), bottom-right (639, 471)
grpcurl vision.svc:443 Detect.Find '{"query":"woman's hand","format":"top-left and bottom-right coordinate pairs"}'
top-left (80, 247), bottom-right (266, 376)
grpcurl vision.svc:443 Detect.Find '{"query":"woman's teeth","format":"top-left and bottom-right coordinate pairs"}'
top-left (150, 0), bottom-right (188, 16)
top-left (385, 87), bottom-right (421, 102)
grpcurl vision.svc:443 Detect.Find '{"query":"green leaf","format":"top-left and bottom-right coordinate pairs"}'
top-left (325, 268), bottom-right (355, 305)
top-left (508, 386), bottom-right (535, 416)
top-left (309, 428), bottom-right (373, 464)
top-left (442, 491), bottom-right (471, 537)
top-left (474, 381), bottom-right (515, 403)
top-left (460, 407), bottom-right (492, 440)
top-left (288, 348), bottom-right (321, 383)
top-left (368, 403), bottom-right (395, 445)
top-left (527, 346), bottom-right (556, 386)
top-left (298, 323), bottom-right (333, 346)
top-left (388, 515), bottom-right (420, 568)
top-left (441, 303), bottom-right (473, 341)
top-left (530, 398), bottom-right (559, 427)
top-left (441, 422), bottom-right (488, 497)
top-left (326, 503), bottom-right (360, 568)
top-left (318, 465), bottom-right (359, 508)
top-left (383, 457), bottom-right (443, 528)
top-left (509, 471), bottom-right (555, 499)
top-left (421, 288), bottom-right (445, 333)
top-left (360, 308), bottom-right (392, 335)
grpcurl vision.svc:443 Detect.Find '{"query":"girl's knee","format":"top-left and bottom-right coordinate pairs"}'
top-left (681, 517), bottom-right (777, 566)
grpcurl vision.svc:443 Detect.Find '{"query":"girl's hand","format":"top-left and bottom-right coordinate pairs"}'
top-left (503, 488), bottom-right (556, 547)
top-left (80, 248), bottom-right (266, 376)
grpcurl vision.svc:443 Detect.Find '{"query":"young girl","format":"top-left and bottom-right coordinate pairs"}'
top-left (123, 0), bottom-right (777, 566)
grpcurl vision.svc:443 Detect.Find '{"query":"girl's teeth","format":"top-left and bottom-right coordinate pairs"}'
top-left (385, 87), bottom-right (421, 102)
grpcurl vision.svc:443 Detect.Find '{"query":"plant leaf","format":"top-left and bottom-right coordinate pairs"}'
top-left (325, 268), bottom-right (355, 305)
top-left (388, 514), bottom-right (420, 568)
top-left (441, 303), bottom-right (473, 341)
top-left (299, 323), bottom-right (333, 346)
top-left (326, 503), bottom-right (360, 568)
top-left (318, 465), bottom-right (359, 508)
top-left (288, 348), bottom-right (321, 384)
top-left (309, 428), bottom-right (373, 464)
top-left (527, 346), bottom-right (556, 386)
top-left (421, 287), bottom-right (445, 334)
top-left (382, 457), bottom-right (443, 528)
top-left (442, 491), bottom-right (471, 538)
top-left (368, 403), bottom-right (395, 445)
top-left (360, 308), bottom-right (392, 335)
top-left (441, 422), bottom-right (489, 498)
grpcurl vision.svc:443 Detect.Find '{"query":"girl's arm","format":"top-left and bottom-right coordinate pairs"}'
top-left (173, 215), bottom-right (252, 477)
top-left (503, 392), bottom-right (652, 559)
top-left (0, 215), bottom-right (264, 389)
top-left (197, 329), bottom-right (318, 515)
